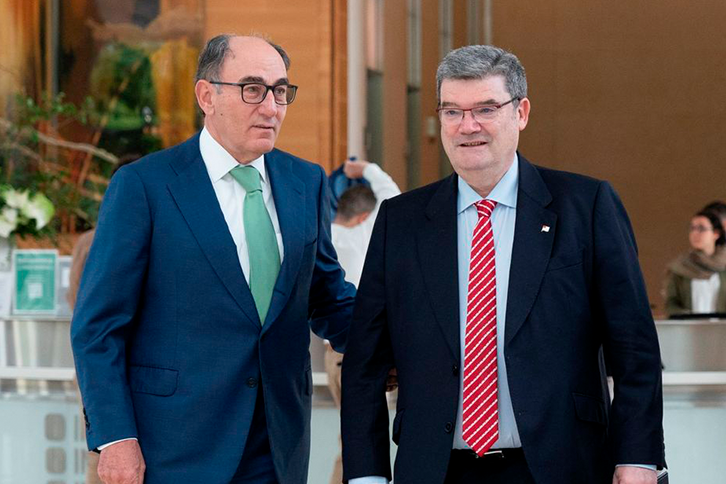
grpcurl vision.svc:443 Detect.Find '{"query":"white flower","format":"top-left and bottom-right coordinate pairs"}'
top-left (19, 193), bottom-right (55, 230)
top-left (3, 188), bottom-right (30, 209)
top-left (2, 207), bottom-right (18, 224)
top-left (0, 214), bottom-right (17, 238)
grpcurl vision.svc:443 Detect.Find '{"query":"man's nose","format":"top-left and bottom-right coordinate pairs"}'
top-left (257, 90), bottom-right (279, 116)
top-left (459, 110), bottom-right (482, 133)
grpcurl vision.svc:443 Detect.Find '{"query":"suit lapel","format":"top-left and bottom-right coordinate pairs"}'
top-left (262, 150), bottom-right (305, 330)
top-left (166, 135), bottom-right (261, 329)
top-left (505, 155), bottom-right (557, 345)
top-left (417, 175), bottom-right (460, 360)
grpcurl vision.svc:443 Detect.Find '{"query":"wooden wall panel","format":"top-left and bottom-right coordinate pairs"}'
top-left (381, 0), bottom-right (408, 187)
top-left (492, 0), bottom-right (726, 313)
top-left (205, 0), bottom-right (343, 172)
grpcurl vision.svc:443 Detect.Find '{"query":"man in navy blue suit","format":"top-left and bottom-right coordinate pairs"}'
top-left (341, 45), bottom-right (665, 484)
top-left (71, 34), bottom-right (355, 484)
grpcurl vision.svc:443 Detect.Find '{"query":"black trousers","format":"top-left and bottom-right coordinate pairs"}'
top-left (443, 449), bottom-right (536, 484)
top-left (229, 386), bottom-right (278, 484)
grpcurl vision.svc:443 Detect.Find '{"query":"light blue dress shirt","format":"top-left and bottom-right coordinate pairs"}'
top-left (453, 156), bottom-right (521, 450)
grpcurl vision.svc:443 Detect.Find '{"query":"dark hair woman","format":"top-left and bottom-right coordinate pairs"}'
top-left (664, 210), bottom-right (726, 316)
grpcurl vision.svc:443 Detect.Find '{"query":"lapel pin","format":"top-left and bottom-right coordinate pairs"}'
top-left (541, 225), bottom-right (550, 233)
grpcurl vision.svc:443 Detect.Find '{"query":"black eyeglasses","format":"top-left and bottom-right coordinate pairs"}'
top-left (436, 97), bottom-right (520, 126)
top-left (209, 81), bottom-right (298, 105)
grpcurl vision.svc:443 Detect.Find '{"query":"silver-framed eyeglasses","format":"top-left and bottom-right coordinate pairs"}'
top-left (209, 81), bottom-right (298, 105)
top-left (436, 97), bottom-right (520, 126)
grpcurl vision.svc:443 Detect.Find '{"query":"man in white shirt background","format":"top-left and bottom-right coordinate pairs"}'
top-left (325, 158), bottom-right (400, 484)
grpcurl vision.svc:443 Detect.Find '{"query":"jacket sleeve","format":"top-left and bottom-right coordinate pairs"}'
top-left (308, 164), bottom-right (357, 352)
top-left (341, 200), bottom-right (394, 482)
top-left (592, 181), bottom-right (665, 468)
top-left (70, 165), bottom-right (151, 451)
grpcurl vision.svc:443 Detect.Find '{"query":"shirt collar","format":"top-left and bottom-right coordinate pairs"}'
top-left (199, 126), bottom-right (268, 184)
top-left (457, 153), bottom-right (519, 214)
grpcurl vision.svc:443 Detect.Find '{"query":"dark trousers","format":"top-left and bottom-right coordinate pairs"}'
top-left (229, 386), bottom-right (278, 484)
top-left (443, 449), bottom-right (536, 484)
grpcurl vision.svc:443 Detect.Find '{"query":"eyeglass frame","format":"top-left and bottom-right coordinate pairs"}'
top-left (436, 97), bottom-right (521, 125)
top-left (208, 81), bottom-right (299, 105)
top-left (689, 224), bottom-right (715, 233)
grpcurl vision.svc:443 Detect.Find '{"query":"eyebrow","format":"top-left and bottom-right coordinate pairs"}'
top-left (238, 75), bottom-right (290, 85)
top-left (439, 98), bottom-right (501, 108)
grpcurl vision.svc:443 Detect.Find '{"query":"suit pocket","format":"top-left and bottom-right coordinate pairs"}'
top-left (572, 392), bottom-right (607, 426)
top-left (128, 365), bottom-right (178, 396)
top-left (392, 409), bottom-right (405, 445)
top-left (546, 248), bottom-right (584, 272)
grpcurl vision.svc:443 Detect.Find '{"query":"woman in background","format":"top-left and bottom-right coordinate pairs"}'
top-left (665, 210), bottom-right (726, 316)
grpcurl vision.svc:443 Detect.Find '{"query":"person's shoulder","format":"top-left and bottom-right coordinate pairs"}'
top-left (524, 158), bottom-right (608, 204)
top-left (267, 148), bottom-right (322, 174)
top-left (122, 134), bottom-right (201, 178)
top-left (386, 176), bottom-right (450, 209)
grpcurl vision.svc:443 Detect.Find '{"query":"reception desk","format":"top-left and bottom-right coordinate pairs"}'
top-left (654, 319), bottom-right (726, 483)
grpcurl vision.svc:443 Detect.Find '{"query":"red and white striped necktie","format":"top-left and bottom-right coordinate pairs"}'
top-left (462, 199), bottom-right (499, 456)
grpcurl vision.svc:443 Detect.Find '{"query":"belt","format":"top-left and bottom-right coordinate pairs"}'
top-left (451, 448), bottom-right (524, 461)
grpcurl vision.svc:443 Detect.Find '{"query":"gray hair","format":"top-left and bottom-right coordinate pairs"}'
top-left (436, 45), bottom-right (527, 102)
top-left (195, 34), bottom-right (291, 86)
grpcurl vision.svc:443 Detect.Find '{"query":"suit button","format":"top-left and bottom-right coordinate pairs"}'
top-left (452, 365), bottom-right (459, 376)
top-left (247, 378), bottom-right (258, 388)
top-left (444, 422), bottom-right (454, 433)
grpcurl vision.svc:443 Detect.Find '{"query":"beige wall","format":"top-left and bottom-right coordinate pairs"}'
top-left (205, 0), bottom-right (345, 172)
top-left (492, 0), bottom-right (726, 314)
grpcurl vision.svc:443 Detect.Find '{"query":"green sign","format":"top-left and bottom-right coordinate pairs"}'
top-left (13, 250), bottom-right (58, 314)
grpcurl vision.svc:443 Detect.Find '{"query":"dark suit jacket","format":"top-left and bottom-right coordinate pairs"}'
top-left (341, 155), bottom-right (665, 484)
top-left (71, 133), bottom-right (355, 484)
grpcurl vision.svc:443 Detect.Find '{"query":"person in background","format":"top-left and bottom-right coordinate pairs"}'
top-left (325, 158), bottom-right (400, 484)
top-left (664, 210), bottom-right (726, 316)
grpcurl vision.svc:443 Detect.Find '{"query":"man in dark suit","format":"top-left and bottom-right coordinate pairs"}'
top-left (341, 45), bottom-right (665, 484)
top-left (71, 34), bottom-right (355, 484)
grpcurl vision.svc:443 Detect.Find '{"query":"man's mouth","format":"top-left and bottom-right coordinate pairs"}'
top-left (253, 125), bottom-right (275, 130)
top-left (460, 141), bottom-right (487, 147)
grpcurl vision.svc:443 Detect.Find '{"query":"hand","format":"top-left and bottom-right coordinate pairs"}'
top-left (98, 440), bottom-right (146, 484)
top-left (343, 159), bottom-right (370, 179)
top-left (386, 368), bottom-right (398, 392)
top-left (612, 466), bottom-right (657, 484)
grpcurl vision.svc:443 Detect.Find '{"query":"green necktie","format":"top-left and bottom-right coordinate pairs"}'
top-left (229, 165), bottom-right (281, 324)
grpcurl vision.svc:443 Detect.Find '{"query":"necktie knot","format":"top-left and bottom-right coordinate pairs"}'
top-left (230, 165), bottom-right (262, 193)
top-left (474, 199), bottom-right (497, 219)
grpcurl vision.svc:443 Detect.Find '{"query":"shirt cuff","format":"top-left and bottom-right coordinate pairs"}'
top-left (98, 437), bottom-right (138, 451)
top-left (348, 477), bottom-right (389, 484)
top-left (616, 464), bottom-right (657, 471)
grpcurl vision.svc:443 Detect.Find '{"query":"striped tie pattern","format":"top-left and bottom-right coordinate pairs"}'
top-left (462, 199), bottom-right (499, 456)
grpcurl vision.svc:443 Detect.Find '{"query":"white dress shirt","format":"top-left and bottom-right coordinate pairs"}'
top-left (199, 127), bottom-right (285, 273)
top-left (331, 163), bottom-right (401, 287)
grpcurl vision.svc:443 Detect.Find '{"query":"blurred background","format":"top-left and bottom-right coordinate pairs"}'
top-left (0, 0), bottom-right (725, 483)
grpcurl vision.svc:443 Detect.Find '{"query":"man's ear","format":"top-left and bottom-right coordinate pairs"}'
top-left (195, 80), bottom-right (215, 116)
top-left (357, 212), bottom-right (372, 225)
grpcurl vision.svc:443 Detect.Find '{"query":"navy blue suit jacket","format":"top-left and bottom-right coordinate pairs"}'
top-left (341, 155), bottom-right (665, 483)
top-left (71, 133), bottom-right (355, 484)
